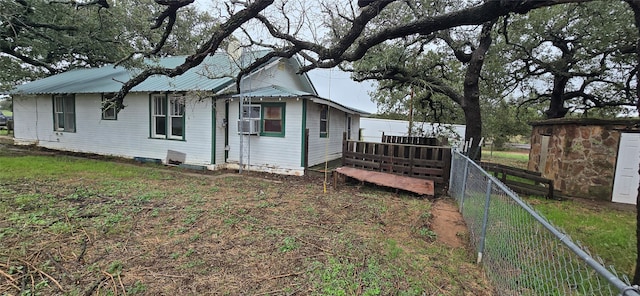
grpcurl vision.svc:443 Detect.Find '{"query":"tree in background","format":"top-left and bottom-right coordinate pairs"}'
top-left (492, 1), bottom-right (637, 119)
top-left (0, 96), bottom-right (11, 111)
top-left (0, 0), bottom-right (218, 91)
top-left (326, 0), bottom-right (495, 158)
top-left (482, 98), bottom-right (540, 149)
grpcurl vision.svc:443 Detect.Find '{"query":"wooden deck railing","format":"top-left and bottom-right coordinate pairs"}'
top-left (342, 136), bottom-right (451, 185)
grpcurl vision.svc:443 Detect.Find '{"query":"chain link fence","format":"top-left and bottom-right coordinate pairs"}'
top-left (448, 149), bottom-right (640, 296)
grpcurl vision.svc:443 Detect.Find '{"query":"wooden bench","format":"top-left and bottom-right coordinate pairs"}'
top-left (480, 162), bottom-right (555, 199)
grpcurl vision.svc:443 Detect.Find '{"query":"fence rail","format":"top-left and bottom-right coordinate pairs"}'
top-left (449, 149), bottom-right (639, 296)
top-left (480, 162), bottom-right (555, 199)
top-left (342, 138), bottom-right (451, 185)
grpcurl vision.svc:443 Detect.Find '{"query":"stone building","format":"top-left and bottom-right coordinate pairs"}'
top-left (528, 118), bottom-right (640, 203)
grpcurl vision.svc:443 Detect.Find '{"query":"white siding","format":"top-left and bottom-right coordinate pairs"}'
top-left (11, 56), bottom-right (364, 175)
top-left (13, 93), bottom-right (214, 165)
top-left (240, 60), bottom-right (309, 93)
top-left (226, 98), bottom-right (304, 175)
top-left (306, 102), bottom-right (354, 167)
top-left (213, 99), bottom-right (227, 165)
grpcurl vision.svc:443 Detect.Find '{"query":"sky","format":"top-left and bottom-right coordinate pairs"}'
top-left (306, 68), bottom-right (378, 114)
top-left (194, 0), bottom-right (379, 114)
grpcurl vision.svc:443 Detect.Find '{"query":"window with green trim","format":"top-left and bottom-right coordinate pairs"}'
top-left (53, 95), bottom-right (75, 132)
top-left (150, 94), bottom-right (185, 140)
top-left (320, 105), bottom-right (329, 138)
top-left (261, 103), bottom-right (285, 137)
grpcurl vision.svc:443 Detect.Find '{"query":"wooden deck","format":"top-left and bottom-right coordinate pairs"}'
top-left (335, 166), bottom-right (435, 197)
top-left (341, 138), bottom-right (451, 186)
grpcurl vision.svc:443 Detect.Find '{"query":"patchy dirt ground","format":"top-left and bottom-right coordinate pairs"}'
top-left (430, 199), bottom-right (467, 248)
top-left (0, 141), bottom-right (490, 295)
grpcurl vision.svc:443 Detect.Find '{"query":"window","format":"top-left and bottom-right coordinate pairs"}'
top-left (151, 95), bottom-right (166, 137)
top-left (102, 94), bottom-right (117, 120)
top-left (239, 104), bottom-right (261, 134)
top-left (320, 105), bottom-right (329, 138)
top-left (53, 95), bottom-right (75, 132)
top-left (238, 103), bottom-right (285, 137)
top-left (261, 103), bottom-right (285, 137)
top-left (151, 94), bottom-right (185, 140)
top-left (241, 104), bottom-right (261, 121)
top-left (169, 95), bottom-right (185, 139)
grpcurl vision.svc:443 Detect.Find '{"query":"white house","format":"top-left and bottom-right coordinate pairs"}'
top-left (10, 52), bottom-right (367, 175)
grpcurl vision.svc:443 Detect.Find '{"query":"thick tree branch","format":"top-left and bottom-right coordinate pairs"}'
top-left (48, 0), bottom-right (109, 8)
top-left (111, 0), bottom-right (275, 111)
top-left (438, 29), bottom-right (473, 63)
top-left (0, 44), bottom-right (58, 74)
top-left (352, 65), bottom-right (465, 105)
top-left (297, 0), bottom-right (591, 72)
top-left (152, 0), bottom-right (194, 29)
top-left (107, 0), bottom-right (590, 112)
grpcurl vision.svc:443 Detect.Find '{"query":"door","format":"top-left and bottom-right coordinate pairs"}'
top-left (538, 135), bottom-right (550, 174)
top-left (612, 133), bottom-right (640, 204)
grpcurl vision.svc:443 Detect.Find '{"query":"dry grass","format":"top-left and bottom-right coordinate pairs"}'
top-left (0, 147), bottom-right (491, 295)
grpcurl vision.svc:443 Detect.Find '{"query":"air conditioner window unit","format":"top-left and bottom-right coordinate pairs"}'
top-left (238, 119), bottom-right (260, 135)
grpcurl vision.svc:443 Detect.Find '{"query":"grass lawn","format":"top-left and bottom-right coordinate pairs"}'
top-left (527, 196), bottom-right (636, 276)
top-left (0, 147), bottom-right (491, 295)
top-left (481, 149), bottom-right (637, 277)
top-left (481, 149), bottom-right (529, 169)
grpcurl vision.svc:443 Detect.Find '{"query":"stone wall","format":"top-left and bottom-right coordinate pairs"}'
top-left (528, 118), bottom-right (640, 201)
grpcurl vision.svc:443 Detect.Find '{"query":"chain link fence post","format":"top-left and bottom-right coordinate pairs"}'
top-left (448, 149), bottom-right (640, 296)
top-left (458, 158), bottom-right (469, 212)
top-left (477, 177), bottom-right (492, 264)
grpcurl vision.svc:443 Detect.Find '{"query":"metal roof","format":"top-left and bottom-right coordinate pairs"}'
top-left (10, 51), bottom-right (370, 115)
top-left (232, 85), bottom-right (312, 98)
top-left (11, 53), bottom-right (256, 95)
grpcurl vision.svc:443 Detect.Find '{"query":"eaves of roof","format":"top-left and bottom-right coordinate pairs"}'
top-left (229, 85), bottom-right (370, 116)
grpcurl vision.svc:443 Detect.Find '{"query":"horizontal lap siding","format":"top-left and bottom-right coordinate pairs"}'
top-left (307, 103), bottom-right (347, 166)
top-left (13, 94), bottom-right (213, 165)
top-left (214, 99), bottom-right (227, 165)
top-left (226, 99), bottom-right (303, 173)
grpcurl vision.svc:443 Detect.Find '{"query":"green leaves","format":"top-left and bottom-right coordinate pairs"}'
top-left (490, 1), bottom-right (638, 117)
top-left (0, 0), bottom-right (219, 89)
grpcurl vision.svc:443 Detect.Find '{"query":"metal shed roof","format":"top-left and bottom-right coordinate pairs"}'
top-left (11, 53), bottom-right (249, 95)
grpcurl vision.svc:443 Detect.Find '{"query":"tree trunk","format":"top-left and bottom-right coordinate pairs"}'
top-left (462, 102), bottom-right (483, 159)
top-left (545, 37), bottom-right (574, 119)
top-left (462, 20), bottom-right (496, 160)
top-left (545, 75), bottom-right (570, 119)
